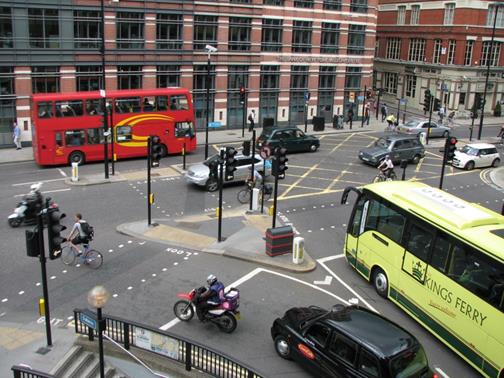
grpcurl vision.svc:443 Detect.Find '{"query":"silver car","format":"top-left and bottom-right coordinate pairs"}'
top-left (396, 119), bottom-right (451, 138)
top-left (185, 152), bottom-right (268, 192)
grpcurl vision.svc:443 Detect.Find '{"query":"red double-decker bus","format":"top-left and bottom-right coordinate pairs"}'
top-left (31, 88), bottom-right (196, 166)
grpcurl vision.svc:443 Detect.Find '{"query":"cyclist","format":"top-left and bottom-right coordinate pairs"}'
top-left (67, 213), bottom-right (90, 255)
top-left (378, 155), bottom-right (394, 179)
top-left (247, 166), bottom-right (263, 188)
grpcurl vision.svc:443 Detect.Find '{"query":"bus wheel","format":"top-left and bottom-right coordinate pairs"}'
top-left (69, 151), bottom-right (85, 165)
top-left (159, 144), bottom-right (168, 157)
top-left (372, 268), bottom-right (388, 298)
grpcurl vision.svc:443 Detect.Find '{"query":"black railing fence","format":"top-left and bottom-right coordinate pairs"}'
top-left (11, 365), bottom-right (54, 378)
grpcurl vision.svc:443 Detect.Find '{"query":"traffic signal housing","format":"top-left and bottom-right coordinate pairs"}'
top-left (433, 98), bottom-right (441, 112)
top-left (423, 90), bottom-right (432, 112)
top-left (242, 140), bottom-right (251, 156)
top-left (224, 147), bottom-right (238, 181)
top-left (47, 209), bottom-right (66, 260)
top-left (239, 87), bottom-right (246, 105)
top-left (150, 136), bottom-right (163, 168)
top-left (445, 136), bottom-right (458, 162)
top-left (273, 147), bottom-right (288, 177)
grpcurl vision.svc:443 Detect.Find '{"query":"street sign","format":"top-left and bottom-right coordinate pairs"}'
top-left (208, 121), bottom-right (222, 128)
top-left (260, 146), bottom-right (271, 159)
top-left (357, 95), bottom-right (365, 102)
top-left (400, 98), bottom-right (407, 105)
top-left (441, 83), bottom-right (448, 92)
top-left (80, 310), bottom-right (97, 330)
top-left (349, 92), bottom-right (355, 103)
top-left (265, 159), bottom-right (272, 170)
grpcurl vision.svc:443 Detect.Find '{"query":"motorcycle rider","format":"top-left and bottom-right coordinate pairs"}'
top-left (197, 274), bottom-right (225, 320)
top-left (378, 155), bottom-right (394, 178)
top-left (25, 183), bottom-right (44, 218)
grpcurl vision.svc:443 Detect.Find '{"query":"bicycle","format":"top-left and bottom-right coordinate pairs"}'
top-left (237, 181), bottom-right (272, 204)
top-left (373, 170), bottom-right (397, 183)
top-left (61, 241), bottom-right (103, 269)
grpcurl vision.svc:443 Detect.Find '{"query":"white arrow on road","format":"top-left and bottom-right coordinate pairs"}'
top-left (313, 275), bottom-right (333, 285)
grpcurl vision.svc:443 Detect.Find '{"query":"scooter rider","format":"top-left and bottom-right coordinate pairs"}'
top-left (25, 183), bottom-right (43, 216)
top-left (197, 274), bottom-right (225, 320)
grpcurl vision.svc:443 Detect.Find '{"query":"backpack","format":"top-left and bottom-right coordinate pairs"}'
top-left (80, 221), bottom-right (94, 241)
top-left (248, 114), bottom-right (253, 123)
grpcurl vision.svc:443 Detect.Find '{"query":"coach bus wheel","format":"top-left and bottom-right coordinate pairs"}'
top-left (372, 268), bottom-right (388, 298)
top-left (69, 151), bottom-right (85, 165)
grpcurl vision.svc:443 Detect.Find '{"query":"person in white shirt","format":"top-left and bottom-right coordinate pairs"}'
top-left (378, 155), bottom-right (394, 178)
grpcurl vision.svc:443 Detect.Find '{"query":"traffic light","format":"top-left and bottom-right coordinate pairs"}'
top-left (423, 90), bottom-right (432, 112)
top-left (433, 98), bottom-right (441, 112)
top-left (26, 228), bottom-right (40, 257)
top-left (445, 136), bottom-right (458, 162)
top-left (239, 87), bottom-right (246, 105)
top-left (47, 209), bottom-right (66, 260)
top-left (273, 147), bottom-right (288, 177)
top-left (150, 136), bottom-right (163, 168)
top-left (224, 146), bottom-right (238, 181)
top-left (242, 140), bottom-right (251, 156)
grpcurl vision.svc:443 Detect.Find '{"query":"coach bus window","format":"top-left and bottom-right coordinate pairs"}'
top-left (175, 121), bottom-right (194, 138)
top-left (56, 100), bottom-right (83, 117)
top-left (156, 96), bottom-right (168, 111)
top-left (87, 128), bottom-right (104, 144)
top-left (115, 97), bottom-right (141, 113)
top-left (38, 102), bottom-right (53, 118)
top-left (430, 233), bottom-right (451, 273)
top-left (116, 126), bottom-right (132, 142)
top-left (86, 99), bottom-right (103, 116)
top-left (65, 130), bottom-right (85, 146)
top-left (406, 224), bottom-right (433, 262)
top-left (170, 95), bottom-right (189, 110)
top-left (143, 97), bottom-right (155, 111)
top-left (350, 197), bottom-right (367, 237)
top-left (364, 200), bottom-right (405, 244)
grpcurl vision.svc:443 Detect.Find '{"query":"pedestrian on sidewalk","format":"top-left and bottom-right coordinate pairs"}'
top-left (346, 107), bottom-right (354, 125)
top-left (364, 103), bottom-right (370, 126)
top-left (248, 109), bottom-right (256, 132)
top-left (497, 124), bottom-right (504, 138)
top-left (381, 103), bottom-right (388, 122)
top-left (438, 106), bottom-right (446, 124)
top-left (13, 121), bottom-right (21, 150)
top-left (447, 111), bottom-right (455, 127)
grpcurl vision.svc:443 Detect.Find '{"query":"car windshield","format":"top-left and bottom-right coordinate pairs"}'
top-left (460, 146), bottom-right (478, 156)
top-left (376, 137), bottom-right (392, 149)
top-left (390, 345), bottom-right (429, 378)
top-left (404, 120), bottom-right (421, 128)
top-left (203, 154), bottom-right (220, 166)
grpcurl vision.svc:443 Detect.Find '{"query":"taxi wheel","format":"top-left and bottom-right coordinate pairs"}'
top-left (492, 158), bottom-right (500, 167)
top-left (309, 144), bottom-right (318, 152)
top-left (206, 178), bottom-right (218, 192)
top-left (465, 161), bottom-right (475, 171)
top-left (274, 335), bottom-right (292, 360)
top-left (411, 154), bottom-right (421, 164)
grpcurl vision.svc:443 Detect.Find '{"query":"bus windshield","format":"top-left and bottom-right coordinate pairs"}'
top-left (390, 345), bottom-right (429, 378)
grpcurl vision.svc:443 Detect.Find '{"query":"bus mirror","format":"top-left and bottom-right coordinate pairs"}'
top-left (341, 187), bottom-right (362, 205)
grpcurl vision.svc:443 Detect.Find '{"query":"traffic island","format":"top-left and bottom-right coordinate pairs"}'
top-left (65, 167), bottom-right (180, 186)
top-left (117, 207), bottom-right (316, 273)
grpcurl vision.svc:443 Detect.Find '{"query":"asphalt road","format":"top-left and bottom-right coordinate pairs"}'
top-left (0, 124), bottom-right (502, 377)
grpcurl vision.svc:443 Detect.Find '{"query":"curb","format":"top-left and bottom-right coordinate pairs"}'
top-left (489, 166), bottom-right (504, 192)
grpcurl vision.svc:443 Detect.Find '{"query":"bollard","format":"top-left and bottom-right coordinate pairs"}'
top-left (292, 237), bottom-right (305, 264)
top-left (251, 188), bottom-right (260, 211)
top-left (71, 162), bottom-right (79, 182)
top-left (419, 132), bottom-right (427, 146)
top-left (39, 298), bottom-right (45, 316)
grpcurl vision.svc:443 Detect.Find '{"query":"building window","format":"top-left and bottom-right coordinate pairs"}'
top-left (227, 66), bottom-right (249, 128)
top-left (231, 0), bottom-right (251, 3)
top-left (397, 6), bottom-right (406, 25)
top-left (410, 5), bottom-right (420, 25)
top-left (118, 65), bottom-right (143, 89)
top-left (0, 67), bottom-right (15, 135)
top-left (228, 65), bottom-right (249, 89)
top-left (289, 66), bottom-right (308, 123)
top-left (321, 23), bottom-right (340, 54)
top-left (260, 65), bottom-right (279, 124)
top-left (447, 40), bottom-right (456, 64)
top-left (262, 19), bottom-right (283, 52)
top-left (261, 65), bottom-right (279, 90)
top-left (156, 14), bottom-right (182, 50)
top-left (345, 67), bottom-right (361, 89)
top-left (194, 16), bottom-right (218, 50)
top-left (229, 17), bottom-right (251, 51)
top-left (444, 3), bottom-right (455, 25)
top-left (294, 0), bottom-right (314, 8)
top-left (375, 38), bottom-right (380, 56)
top-left (0, 8), bottom-right (13, 48)
top-left (76, 66), bottom-right (101, 91)
top-left (324, 0), bottom-right (342, 10)
top-left (480, 41), bottom-right (501, 66)
top-left (157, 65), bottom-right (180, 88)
top-left (290, 66), bottom-right (308, 89)
top-left (74, 10), bottom-right (100, 49)
top-left (32, 66), bottom-right (59, 93)
top-left (408, 38), bottom-right (425, 61)
top-left (193, 65), bottom-right (215, 128)
top-left (459, 93), bottom-right (466, 105)
top-left (350, 0), bottom-right (367, 13)
top-left (28, 9), bottom-right (59, 48)
top-left (292, 21), bottom-right (312, 53)
top-left (487, 5), bottom-right (504, 27)
top-left (464, 40), bottom-right (474, 66)
top-left (318, 67), bottom-right (336, 121)
top-left (386, 38), bottom-right (401, 60)
top-left (264, 0), bottom-right (284, 4)
top-left (348, 25), bottom-right (365, 55)
top-left (116, 12), bottom-right (144, 49)
top-left (405, 75), bottom-right (416, 98)
top-left (0, 67), bottom-right (14, 96)
top-left (383, 72), bottom-right (398, 95)
top-left (433, 39), bottom-right (442, 64)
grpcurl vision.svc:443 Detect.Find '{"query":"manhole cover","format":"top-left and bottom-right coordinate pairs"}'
top-left (36, 347), bottom-right (51, 355)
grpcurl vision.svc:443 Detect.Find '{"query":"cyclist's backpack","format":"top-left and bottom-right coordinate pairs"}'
top-left (80, 221), bottom-right (95, 241)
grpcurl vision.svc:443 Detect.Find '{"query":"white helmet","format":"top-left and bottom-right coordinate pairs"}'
top-left (30, 182), bottom-right (42, 192)
top-left (207, 274), bottom-right (217, 286)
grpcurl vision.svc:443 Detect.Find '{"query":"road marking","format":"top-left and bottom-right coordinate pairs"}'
top-left (435, 367), bottom-right (450, 378)
top-left (313, 276), bottom-right (333, 285)
top-left (14, 188), bottom-right (72, 197)
top-left (57, 168), bottom-right (67, 177)
top-left (279, 163), bottom-right (320, 199)
top-left (12, 178), bottom-right (67, 187)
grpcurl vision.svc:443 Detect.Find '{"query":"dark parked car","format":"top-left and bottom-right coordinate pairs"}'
top-left (271, 305), bottom-right (434, 378)
top-left (358, 135), bottom-right (425, 166)
top-left (256, 127), bottom-right (320, 153)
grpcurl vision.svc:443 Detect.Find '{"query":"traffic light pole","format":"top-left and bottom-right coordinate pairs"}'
top-left (469, 116), bottom-right (475, 141)
top-left (218, 150), bottom-right (224, 242)
top-left (100, 0), bottom-right (109, 180)
top-left (304, 102), bottom-right (308, 133)
top-left (261, 159), bottom-right (266, 214)
top-left (249, 130), bottom-right (256, 211)
top-left (426, 97), bottom-right (434, 145)
top-left (37, 210), bottom-right (52, 347)
top-left (361, 86), bottom-right (366, 128)
top-left (110, 111), bottom-right (115, 176)
top-left (375, 90), bottom-right (381, 120)
top-left (272, 171), bottom-right (279, 228)
top-left (242, 100), bottom-right (246, 138)
top-left (439, 139), bottom-right (448, 190)
top-left (147, 137), bottom-right (152, 226)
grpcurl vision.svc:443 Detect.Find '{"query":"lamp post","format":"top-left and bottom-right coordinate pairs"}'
top-left (204, 45), bottom-right (218, 160)
top-left (100, 0), bottom-right (109, 179)
top-left (88, 286), bottom-right (110, 378)
top-left (478, 2), bottom-right (503, 140)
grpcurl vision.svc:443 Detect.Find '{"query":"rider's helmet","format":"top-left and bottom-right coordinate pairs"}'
top-left (30, 182), bottom-right (42, 193)
top-left (385, 155), bottom-right (390, 160)
top-left (207, 274), bottom-right (217, 286)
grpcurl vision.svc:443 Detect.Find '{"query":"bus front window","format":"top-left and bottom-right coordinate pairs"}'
top-left (116, 126), bottom-right (132, 142)
top-left (175, 121), bottom-right (195, 138)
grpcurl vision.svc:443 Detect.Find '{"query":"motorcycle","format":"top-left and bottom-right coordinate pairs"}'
top-left (8, 183), bottom-right (58, 227)
top-left (173, 286), bottom-right (240, 333)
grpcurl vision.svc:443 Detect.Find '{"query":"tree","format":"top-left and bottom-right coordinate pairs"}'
top-left (494, 101), bottom-right (502, 117)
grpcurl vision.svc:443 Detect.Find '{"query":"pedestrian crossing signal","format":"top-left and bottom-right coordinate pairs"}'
top-left (150, 136), bottom-right (163, 168)
top-left (273, 147), bottom-right (288, 177)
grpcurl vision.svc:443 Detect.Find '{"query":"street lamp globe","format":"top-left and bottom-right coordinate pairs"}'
top-left (87, 285), bottom-right (110, 309)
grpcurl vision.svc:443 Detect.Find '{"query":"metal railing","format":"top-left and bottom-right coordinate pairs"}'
top-left (11, 365), bottom-right (54, 378)
top-left (73, 308), bottom-right (264, 378)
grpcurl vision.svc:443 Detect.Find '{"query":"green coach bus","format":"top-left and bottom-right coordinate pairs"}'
top-left (341, 181), bottom-right (504, 378)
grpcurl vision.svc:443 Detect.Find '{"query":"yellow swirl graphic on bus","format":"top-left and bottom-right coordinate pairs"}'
top-left (115, 114), bottom-right (174, 147)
